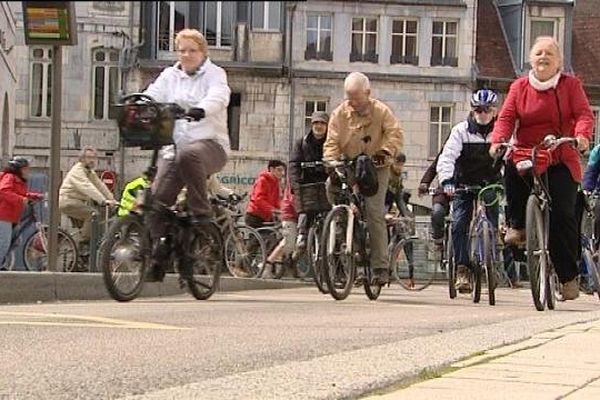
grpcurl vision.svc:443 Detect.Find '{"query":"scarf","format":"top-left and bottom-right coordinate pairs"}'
top-left (528, 70), bottom-right (561, 91)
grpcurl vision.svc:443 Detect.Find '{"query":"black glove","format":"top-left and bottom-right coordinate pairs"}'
top-left (418, 183), bottom-right (429, 196)
top-left (186, 107), bottom-right (206, 121)
top-left (373, 150), bottom-right (390, 167)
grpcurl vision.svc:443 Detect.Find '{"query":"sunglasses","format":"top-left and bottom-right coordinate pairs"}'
top-left (473, 107), bottom-right (492, 114)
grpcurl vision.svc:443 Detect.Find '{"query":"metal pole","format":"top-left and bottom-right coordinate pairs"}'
top-left (47, 45), bottom-right (62, 272)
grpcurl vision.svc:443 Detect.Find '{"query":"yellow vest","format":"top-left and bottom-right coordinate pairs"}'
top-left (118, 176), bottom-right (150, 217)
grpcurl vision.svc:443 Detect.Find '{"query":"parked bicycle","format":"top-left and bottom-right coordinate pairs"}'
top-left (580, 190), bottom-right (600, 300)
top-left (101, 93), bottom-right (223, 302)
top-left (320, 159), bottom-right (383, 301)
top-left (0, 197), bottom-right (78, 272)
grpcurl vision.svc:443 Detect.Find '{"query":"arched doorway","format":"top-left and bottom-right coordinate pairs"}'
top-left (1, 92), bottom-right (9, 164)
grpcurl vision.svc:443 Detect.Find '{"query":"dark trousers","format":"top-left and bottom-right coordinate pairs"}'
top-left (505, 162), bottom-right (579, 283)
top-left (432, 195), bottom-right (449, 240)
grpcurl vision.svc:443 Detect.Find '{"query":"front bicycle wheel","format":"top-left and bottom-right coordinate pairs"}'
top-left (321, 207), bottom-right (355, 301)
top-left (584, 248), bottom-right (600, 301)
top-left (445, 224), bottom-right (457, 299)
top-left (482, 221), bottom-right (496, 306)
top-left (526, 195), bottom-right (547, 311)
top-left (308, 224), bottom-right (329, 294)
top-left (101, 216), bottom-right (148, 302)
top-left (392, 237), bottom-right (436, 291)
top-left (23, 227), bottom-right (79, 272)
top-left (224, 225), bottom-right (266, 278)
top-left (184, 222), bottom-right (223, 300)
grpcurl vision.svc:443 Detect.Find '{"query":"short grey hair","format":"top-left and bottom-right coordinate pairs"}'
top-left (344, 72), bottom-right (370, 92)
top-left (79, 146), bottom-right (97, 160)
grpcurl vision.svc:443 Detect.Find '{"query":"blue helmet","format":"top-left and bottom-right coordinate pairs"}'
top-left (470, 89), bottom-right (498, 108)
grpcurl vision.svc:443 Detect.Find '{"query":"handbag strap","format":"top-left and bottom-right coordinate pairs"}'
top-left (553, 86), bottom-right (563, 138)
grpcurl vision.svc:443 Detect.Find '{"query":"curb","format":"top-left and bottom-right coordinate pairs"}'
top-left (0, 272), bottom-right (310, 304)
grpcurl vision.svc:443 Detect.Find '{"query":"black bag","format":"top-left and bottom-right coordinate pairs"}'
top-left (355, 153), bottom-right (379, 197)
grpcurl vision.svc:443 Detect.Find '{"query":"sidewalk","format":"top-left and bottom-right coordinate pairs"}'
top-left (364, 319), bottom-right (600, 400)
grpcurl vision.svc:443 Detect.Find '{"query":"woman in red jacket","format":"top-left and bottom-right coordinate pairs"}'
top-left (0, 157), bottom-right (43, 265)
top-left (490, 36), bottom-right (594, 300)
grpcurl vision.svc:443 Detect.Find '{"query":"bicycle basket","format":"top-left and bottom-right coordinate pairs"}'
top-left (114, 100), bottom-right (179, 148)
top-left (294, 182), bottom-right (331, 213)
top-left (511, 147), bottom-right (552, 176)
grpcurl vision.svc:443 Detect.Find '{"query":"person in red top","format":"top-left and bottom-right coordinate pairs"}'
top-left (490, 36), bottom-right (594, 300)
top-left (0, 157), bottom-right (44, 265)
top-left (245, 159), bottom-right (286, 228)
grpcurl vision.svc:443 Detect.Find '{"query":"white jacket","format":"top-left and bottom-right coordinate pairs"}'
top-left (144, 58), bottom-right (231, 152)
top-left (59, 162), bottom-right (115, 205)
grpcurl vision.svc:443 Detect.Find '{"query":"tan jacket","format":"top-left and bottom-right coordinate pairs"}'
top-left (59, 162), bottom-right (115, 205)
top-left (323, 98), bottom-right (403, 162)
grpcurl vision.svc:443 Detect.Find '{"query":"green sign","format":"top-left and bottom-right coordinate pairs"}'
top-left (22, 2), bottom-right (77, 45)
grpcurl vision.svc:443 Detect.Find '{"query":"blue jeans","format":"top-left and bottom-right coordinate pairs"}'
top-left (452, 191), bottom-right (499, 268)
top-left (0, 221), bottom-right (12, 266)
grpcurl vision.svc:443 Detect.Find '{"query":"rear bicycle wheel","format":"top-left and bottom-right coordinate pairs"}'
top-left (321, 207), bottom-right (355, 301)
top-left (586, 249), bottom-right (600, 301)
top-left (224, 225), bottom-right (266, 278)
top-left (23, 227), bottom-right (79, 272)
top-left (392, 237), bottom-right (436, 291)
top-left (308, 224), bottom-right (329, 294)
top-left (526, 195), bottom-right (547, 311)
top-left (256, 227), bottom-right (284, 279)
top-left (482, 221), bottom-right (496, 306)
top-left (184, 222), bottom-right (223, 300)
top-left (101, 216), bottom-right (148, 302)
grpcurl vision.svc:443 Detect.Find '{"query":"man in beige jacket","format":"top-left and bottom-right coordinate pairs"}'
top-left (323, 72), bottom-right (403, 285)
top-left (59, 147), bottom-right (116, 246)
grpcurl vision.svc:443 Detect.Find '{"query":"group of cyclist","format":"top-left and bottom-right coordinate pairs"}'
top-left (1, 29), bottom-right (599, 305)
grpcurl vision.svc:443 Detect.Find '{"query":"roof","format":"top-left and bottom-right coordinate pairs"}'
top-left (475, 0), bottom-right (516, 80)
top-left (572, 0), bottom-right (600, 86)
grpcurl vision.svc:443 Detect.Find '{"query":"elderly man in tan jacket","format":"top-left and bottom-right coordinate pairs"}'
top-left (323, 72), bottom-right (403, 285)
top-left (59, 147), bottom-right (117, 247)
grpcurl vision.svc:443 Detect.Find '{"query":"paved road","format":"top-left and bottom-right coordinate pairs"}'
top-left (1, 284), bottom-right (600, 399)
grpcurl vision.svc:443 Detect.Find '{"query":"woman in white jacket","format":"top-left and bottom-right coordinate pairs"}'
top-left (143, 29), bottom-right (230, 277)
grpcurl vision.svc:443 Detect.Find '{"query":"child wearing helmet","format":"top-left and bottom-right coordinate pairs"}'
top-left (436, 89), bottom-right (503, 294)
top-left (0, 157), bottom-right (44, 266)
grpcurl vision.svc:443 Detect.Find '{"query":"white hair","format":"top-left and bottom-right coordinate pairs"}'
top-left (344, 72), bottom-right (370, 91)
top-left (79, 146), bottom-right (97, 160)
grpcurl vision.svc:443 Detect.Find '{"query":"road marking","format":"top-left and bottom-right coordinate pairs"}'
top-left (0, 311), bottom-right (190, 330)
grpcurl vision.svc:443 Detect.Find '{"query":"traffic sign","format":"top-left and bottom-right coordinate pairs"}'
top-left (100, 170), bottom-right (117, 192)
top-left (22, 2), bottom-right (77, 46)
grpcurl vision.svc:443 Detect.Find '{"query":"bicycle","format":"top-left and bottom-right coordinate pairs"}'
top-left (1, 197), bottom-right (78, 272)
top-left (211, 193), bottom-right (267, 278)
top-left (320, 159), bottom-right (383, 301)
top-left (101, 93), bottom-right (223, 302)
top-left (579, 190), bottom-right (600, 300)
top-left (255, 214), bottom-right (288, 279)
top-left (505, 135), bottom-right (578, 311)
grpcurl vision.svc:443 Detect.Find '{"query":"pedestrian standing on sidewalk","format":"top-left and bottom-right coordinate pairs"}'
top-left (489, 36), bottom-right (594, 300)
top-left (0, 157), bottom-right (44, 265)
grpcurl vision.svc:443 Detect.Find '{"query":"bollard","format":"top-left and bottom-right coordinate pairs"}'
top-left (89, 211), bottom-right (99, 272)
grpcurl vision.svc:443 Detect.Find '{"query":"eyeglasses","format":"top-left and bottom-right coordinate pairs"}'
top-left (473, 107), bottom-right (492, 114)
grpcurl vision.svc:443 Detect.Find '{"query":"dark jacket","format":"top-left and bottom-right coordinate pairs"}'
top-left (289, 131), bottom-right (328, 187)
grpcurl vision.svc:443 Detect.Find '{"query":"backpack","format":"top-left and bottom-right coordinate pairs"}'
top-left (355, 153), bottom-right (379, 197)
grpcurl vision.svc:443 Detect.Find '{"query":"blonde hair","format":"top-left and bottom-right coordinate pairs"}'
top-left (175, 29), bottom-right (208, 54)
top-left (529, 36), bottom-right (563, 69)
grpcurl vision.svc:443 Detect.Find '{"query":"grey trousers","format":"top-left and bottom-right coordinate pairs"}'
top-left (59, 198), bottom-right (95, 242)
top-left (152, 139), bottom-right (227, 218)
top-left (326, 166), bottom-right (390, 270)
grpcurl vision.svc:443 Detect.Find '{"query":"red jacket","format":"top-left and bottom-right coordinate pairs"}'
top-left (246, 170), bottom-right (281, 222)
top-left (491, 74), bottom-right (594, 182)
top-left (280, 178), bottom-right (297, 222)
top-left (0, 172), bottom-right (32, 223)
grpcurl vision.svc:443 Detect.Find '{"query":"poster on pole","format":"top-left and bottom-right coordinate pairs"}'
top-left (22, 1), bottom-right (77, 46)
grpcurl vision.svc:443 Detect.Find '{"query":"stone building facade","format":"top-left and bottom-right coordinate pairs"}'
top-left (0, 1), bottom-right (17, 165)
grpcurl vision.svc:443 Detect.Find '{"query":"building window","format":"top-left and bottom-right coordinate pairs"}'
top-left (429, 105), bottom-right (453, 158)
top-left (156, 1), bottom-right (189, 53)
top-left (391, 19), bottom-right (418, 65)
top-left (92, 48), bottom-right (121, 120)
top-left (252, 1), bottom-right (281, 31)
top-left (304, 100), bottom-right (328, 132)
top-left (305, 14), bottom-right (332, 61)
top-left (431, 20), bottom-right (458, 67)
top-left (228, 93), bottom-right (241, 151)
top-left (204, 1), bottom-right (234, 48)
top-left (591, 108), bottom-right (600, 149)
top-left (30, 47), bottom-right (52, 118)
top-left (530, 18), bottom-right (557, 44)
top-left (350, 17), bottom-right (378, 63)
